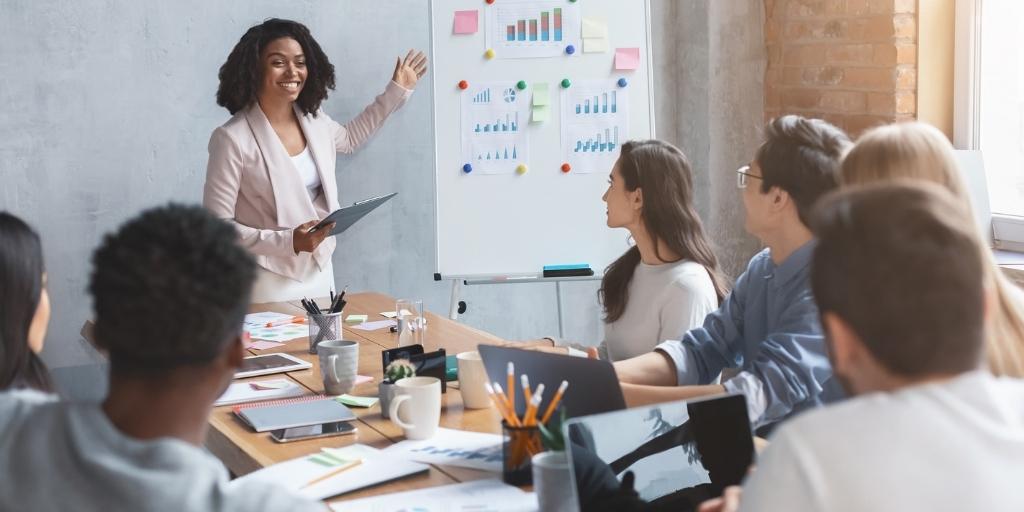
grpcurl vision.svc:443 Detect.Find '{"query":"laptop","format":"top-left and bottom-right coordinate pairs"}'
top-left (477, 345), bottom-right (626, 418)
top-left (564, 394), bottom-right (754, 512)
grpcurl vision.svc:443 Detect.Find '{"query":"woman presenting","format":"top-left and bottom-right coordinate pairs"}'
top-left (204, 19), bottom-right (426, 302)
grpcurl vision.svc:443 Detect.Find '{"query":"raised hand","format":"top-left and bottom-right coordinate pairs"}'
top-left (392, 49), bottom-right (428, 90)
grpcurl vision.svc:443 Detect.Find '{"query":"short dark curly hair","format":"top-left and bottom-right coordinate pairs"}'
top-left (89, 204), bottom-right (256, 375)
top-left (216, 18), bottom-right (336, 116)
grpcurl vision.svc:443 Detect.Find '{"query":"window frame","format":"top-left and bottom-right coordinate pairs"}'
top-left (953, 0), bottom-right (1024, 251)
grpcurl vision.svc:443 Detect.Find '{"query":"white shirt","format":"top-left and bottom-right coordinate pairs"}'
top-left (598, 260), bottom-right (718, 361)
top-left (0, 389), bottom-right (323, 512)
top-left (290, 146), bottom-right (322, 201)
top-left (740, 372), bottom-right (1024, 512)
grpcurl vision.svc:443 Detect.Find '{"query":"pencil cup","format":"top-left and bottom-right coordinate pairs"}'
top-left (501, 421), bottom-right (543, 486)
top-left (307, 312), bottom-right (342, 354)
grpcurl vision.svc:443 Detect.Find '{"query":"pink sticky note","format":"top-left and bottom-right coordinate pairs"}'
top-left (615, 48), bottom-right (641, 71)
top-left (453, 10), bottom-right (479, 35)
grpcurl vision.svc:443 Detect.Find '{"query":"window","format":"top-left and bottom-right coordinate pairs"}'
top-left (956, 0), bottom-right (1024, 251)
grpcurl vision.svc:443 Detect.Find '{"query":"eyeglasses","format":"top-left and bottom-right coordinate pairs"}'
top-left (736, 165), bottom-right (763, 189)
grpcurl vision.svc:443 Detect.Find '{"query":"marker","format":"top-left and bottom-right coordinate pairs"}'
top-left (264, 316), bottom-right (305, 328)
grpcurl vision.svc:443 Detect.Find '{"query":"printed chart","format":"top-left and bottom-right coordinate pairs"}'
top-left (561, 79), bottom-right (630, 174)
top-left (485, 0), bottom-right (581, 59)
top-left (461, 82), bottom-right (531, 174)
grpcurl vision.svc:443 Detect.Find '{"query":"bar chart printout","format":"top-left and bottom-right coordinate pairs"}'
top-left (461, 82), bottom-right (531, 174)
top-left (485, 0), bottom-right (581, 58)
top-left (561, 80), bottom-right (630, 174)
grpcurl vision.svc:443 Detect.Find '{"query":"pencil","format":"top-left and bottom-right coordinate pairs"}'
top-left (485, 382), bottom-right (515, 425)
top-left (540, 380), bottom-right (569, 424)
top-left (300, 459), bottom-right (363, 489)
top-left (523, 384), bottom-right (545, 426)
top-left (520, 374), bottom-right (532, 407)
top-left (492, 383), bottom-right (521, 427)
top-left (506, 362), bottom-right (515, 416)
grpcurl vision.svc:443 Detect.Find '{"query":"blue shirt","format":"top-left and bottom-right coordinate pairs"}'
top-left (656, 241), bottom-right (844, 427)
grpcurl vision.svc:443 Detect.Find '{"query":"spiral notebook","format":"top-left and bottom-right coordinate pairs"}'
top-left (233, 395), bottom-right (356, 432)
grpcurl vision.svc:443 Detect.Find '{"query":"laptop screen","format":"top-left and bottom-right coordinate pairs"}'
top-left (564, 394), bottom-right (753, 512)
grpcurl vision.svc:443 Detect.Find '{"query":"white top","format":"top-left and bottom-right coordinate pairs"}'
top-left (595, 259), bottom-right (717, 361)
top-left (290, 146), bottom-right (321, 201)
top-left (739, 371), bottom-right (1024, 512)
top-left (0, 389), bottom-right (323, 512)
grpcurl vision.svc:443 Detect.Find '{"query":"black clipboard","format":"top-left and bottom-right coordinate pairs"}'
top-left (308, 192), bottom-right (397, 236)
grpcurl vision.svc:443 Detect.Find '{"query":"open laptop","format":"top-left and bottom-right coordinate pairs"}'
top-left (564, 394), bottom-right (754, 512)
top-left (477, 345), bottom-right (626, 418)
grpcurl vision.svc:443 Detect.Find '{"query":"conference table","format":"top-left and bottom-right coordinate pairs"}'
top-left (205, 292), bottom-right (514, 505)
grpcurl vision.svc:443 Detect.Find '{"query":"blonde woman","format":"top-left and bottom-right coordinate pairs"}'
top-left (841, 121), bottom-right (1024, 377)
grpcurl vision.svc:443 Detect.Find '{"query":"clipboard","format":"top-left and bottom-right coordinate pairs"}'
top-left (309, 192), bottom-right (397, 236)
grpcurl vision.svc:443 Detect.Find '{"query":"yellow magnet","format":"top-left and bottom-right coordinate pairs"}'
top-left (485, 48), bottom-right (496, 59)
top-left (516, 164), bottom-right (528, 175)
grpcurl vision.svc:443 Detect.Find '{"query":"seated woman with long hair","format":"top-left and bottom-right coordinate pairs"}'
top-left (840, 122), bottom-right (1024, 377)
top-left (541, 140), bottom-right (729, 361)
top-left (0, 212), bottom-right (53, 391)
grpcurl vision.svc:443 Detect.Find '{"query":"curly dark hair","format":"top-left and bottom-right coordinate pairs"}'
top-left (216, 18), bottom-right (336, 116)
top-left (89, 204), bottom-right (256, 375)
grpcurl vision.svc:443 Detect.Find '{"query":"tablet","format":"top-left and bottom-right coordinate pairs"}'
top-left (309, 192), bottom-right (397, 237)
top-left (235, 353), bottom-right (312, 379)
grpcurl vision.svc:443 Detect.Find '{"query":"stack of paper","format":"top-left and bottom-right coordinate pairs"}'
top-left (214, 379), bottom-right (306, 407)
top-left (331, 479), bottom-right (537, 512)
top-left (382, 427), bottom-right (504, 473)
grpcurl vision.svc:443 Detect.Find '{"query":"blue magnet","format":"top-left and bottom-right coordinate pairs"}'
top-left (565, 44), bottom-right (575, 55)
top-left (617, 78), bottom-right (628, 87)
top-left (462, 163), bottom-right (473, 173)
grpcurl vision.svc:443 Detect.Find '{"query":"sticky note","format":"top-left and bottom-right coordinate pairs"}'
top-left (345, 314), bottom-right (368, 324)
top-left (583, 38), bottom-right (608, 53)
top-left (249, 379), bottom-right (291, 390)
top-left (380, 311), bottom-right (398, 318)
top-left (615, 47), bottom-right (640, 70)
top-left (453, 10), bottom-right (479, 34)
top-left (582, 17), bottom-right (608, 38)
top-left (532, 105), bottom-right (550, 122)
top-left (532, 83), bottom-right (550, 106)
top-left (337, 394), bottom-right (380, 408)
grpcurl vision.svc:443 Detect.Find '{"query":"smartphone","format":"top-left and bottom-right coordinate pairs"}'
top-left (270, 421), bottom-right (357, 443)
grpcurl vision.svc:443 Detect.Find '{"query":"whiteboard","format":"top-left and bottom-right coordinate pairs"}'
top-left (430, 0), bottom-right (654, 277)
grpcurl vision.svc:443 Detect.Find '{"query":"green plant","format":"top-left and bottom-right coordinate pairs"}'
top-left (537, 408), bottom-right (568, 452)
top-left (384, 359), bottom-right (416, 383)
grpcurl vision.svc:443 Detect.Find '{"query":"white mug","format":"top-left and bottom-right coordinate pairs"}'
top-left (317, 340), bottom-right (359, 396)
top-left (389, 376), bottom-right (442, 440)
top-left (532, 451), bottom-right (577, 511)
top-left (456, 351), bottom-right (490, 409)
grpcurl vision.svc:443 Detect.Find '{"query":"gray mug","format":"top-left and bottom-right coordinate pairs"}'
top-left (317, 340), bottom-right (359, 395)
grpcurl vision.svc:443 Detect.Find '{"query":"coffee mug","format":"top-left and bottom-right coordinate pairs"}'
top-left (317, 339), bottom-right (359, 395)
top-left (456, 351), bottom-right (490, 409)
top-left (389, 376), bottom-right (441, 440)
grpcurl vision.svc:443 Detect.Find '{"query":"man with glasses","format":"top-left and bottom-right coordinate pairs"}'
top-left (614, 115), bottom-right (851, 430)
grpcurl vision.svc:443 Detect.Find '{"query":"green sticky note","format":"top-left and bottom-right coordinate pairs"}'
top-left (337, 394), bottom-right (380, 408)
top-left (345, 314), bottom-right (368, 324)
top-left (532, 105), bottom-right (550, 123)
top-left (532, 83), bottom-right (550, 106)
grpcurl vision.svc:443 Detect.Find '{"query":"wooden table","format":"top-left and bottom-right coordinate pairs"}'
top-left (205, 292), bottom-right (511, 504)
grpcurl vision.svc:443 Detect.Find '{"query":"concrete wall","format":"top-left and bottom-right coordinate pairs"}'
top-left (0, 0), bottom-right (764, 370)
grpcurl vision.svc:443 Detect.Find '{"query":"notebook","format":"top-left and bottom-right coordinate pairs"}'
top-left (234, 395), bottom-right (356, 432)
top-left (235, 443), bottom-right (429, 501)
top-left (214, 379), bottom-right (306, 407)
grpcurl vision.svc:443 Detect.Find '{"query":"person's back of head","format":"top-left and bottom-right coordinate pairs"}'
top-left (810, 181), bottom-right (986, 395)
top-left (0, 212), bottom-right (52, 392)
top-left (89, 204), bottom-right (256, 381)
top-left (754, 115), bottom-right (851, 228)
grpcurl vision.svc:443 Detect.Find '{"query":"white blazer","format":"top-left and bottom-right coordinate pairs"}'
top-left (203, 81), bottom-right (412, 281)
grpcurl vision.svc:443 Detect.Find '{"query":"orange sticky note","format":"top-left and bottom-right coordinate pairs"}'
top-left (454, 10), bottom-right (479, 34)
top-left (615, 48), bottom-right (640, 70)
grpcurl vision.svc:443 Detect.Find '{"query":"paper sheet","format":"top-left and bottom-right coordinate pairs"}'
top-left (453, 10), bottom-right (479, 34)
top-left (244, 311), bottom-right (295, 327)
top-left (245, 340), bottom-right (284, 351)
top-left (246, 322), bottom-right (308, 342)
top-left (615, 47), bottom-right (640, 70)
top-left (461, 81), bottom-right (532, 175)
top-left (351, 319), bottom-right (397, 331)
top-left (331, 479), bottom-right (538, 512)
top-left (483, 0), bottom-right (582, 59)
top-left (214, 379), bottom-right (306, 406)
top-left (382, 427), bottom-right (504, 472)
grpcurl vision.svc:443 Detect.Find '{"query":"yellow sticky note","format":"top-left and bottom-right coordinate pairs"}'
top-left (582, 17), bottom-right (608, 38)
top-left (583, 38), bottom-right (608, 53)
top-left (532, 83), bottom-right (550, 107)
top-left (532, 105), bottom-right (550, 123)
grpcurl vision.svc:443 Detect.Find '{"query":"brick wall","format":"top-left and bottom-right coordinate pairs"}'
top-left (764, 0), bottom-right (917, 136)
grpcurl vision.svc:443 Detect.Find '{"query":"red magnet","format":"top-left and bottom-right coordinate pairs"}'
top-left (561, 163), bottom-right (571, 173)
top-left (458, 80), bottom-right (469, 90)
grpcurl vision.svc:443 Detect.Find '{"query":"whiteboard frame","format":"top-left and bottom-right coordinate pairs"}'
top-left (428, 0), bottom-right (655, 279)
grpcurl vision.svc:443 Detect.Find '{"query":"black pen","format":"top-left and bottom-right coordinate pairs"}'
top-left (338, 285), bottom-right (348, 302)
